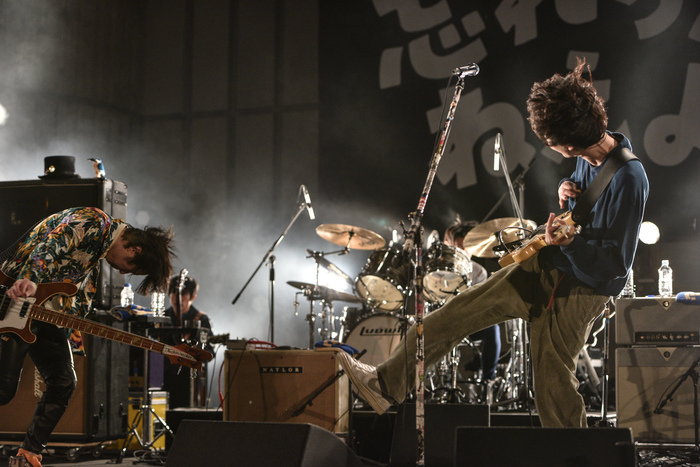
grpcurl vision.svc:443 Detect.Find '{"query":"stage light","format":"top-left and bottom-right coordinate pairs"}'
top-left (0, 103), bottom-right (8, 126)
top-left (639, 221), bottom-right (660, 245)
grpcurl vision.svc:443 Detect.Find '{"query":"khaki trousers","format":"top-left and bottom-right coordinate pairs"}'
top-left (377, 252), bottom-right (609, 427)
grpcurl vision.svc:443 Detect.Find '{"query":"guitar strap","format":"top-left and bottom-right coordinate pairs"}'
top-left (571, 147), bottom-right (638, 224)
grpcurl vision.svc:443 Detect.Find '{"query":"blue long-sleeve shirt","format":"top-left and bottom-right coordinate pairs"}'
top-left (540, 132), bottom-right (649, 296)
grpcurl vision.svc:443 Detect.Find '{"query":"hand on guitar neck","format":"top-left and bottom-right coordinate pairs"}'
top-left (498, 211), bottom-right (580, 267)
top-left (545, 212), bottom-right (576, 247)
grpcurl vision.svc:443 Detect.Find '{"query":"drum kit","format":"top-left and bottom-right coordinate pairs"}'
top-left (287, 216), bottom-right (537, 408)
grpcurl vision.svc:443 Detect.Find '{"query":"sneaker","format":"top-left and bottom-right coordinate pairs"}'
top-left (17, 448), bottom-right (43, 467)
top-left (336, 351), bottom-right (393, 414)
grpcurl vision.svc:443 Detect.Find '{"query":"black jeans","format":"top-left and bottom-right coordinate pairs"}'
top-left (0, 321), bottom-right (77, 453)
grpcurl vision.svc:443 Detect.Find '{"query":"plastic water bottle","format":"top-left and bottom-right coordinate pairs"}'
top-left (150, 291), bottom-right (165, 317)
top-left (620, 269), bottom-right (635, 298)
top-left (120, 283), bottom-right (134, 307)
top-left (658, 260), bottom-right (673, 297)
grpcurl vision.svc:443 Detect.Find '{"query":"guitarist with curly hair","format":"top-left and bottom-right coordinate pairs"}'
top-left (335, 58), bottom-right (649, 429)
top-left (0, 207), bottom-right (175, 467)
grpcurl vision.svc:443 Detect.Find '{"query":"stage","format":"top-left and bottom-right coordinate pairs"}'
top-left (3, 408), bottom-right (699, 467)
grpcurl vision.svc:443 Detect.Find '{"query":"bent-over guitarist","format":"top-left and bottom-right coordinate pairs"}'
top-left (0, 207), bottom-right (174, 467)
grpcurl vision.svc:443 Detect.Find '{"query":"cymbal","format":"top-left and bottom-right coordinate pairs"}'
top-left (306, 249), bottom-right (354, 286)
top-left (462, 217), bottom-right (537, 258)
top-left (316, 224), bottom-right (386, 250)
top-left (287, 280), bottom-right (362, 303)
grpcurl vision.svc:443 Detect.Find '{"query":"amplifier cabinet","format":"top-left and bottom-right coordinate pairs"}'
top-left (616, 346), bottom-right (700, 443)
top-left (0, 178), bottom-right (127, 308)
top-left (0, 331), bottom-right (129, 442)
top-left (616, 297), bottom-right (700, 346)
top-left (224, 350), bottom-right (349, 433)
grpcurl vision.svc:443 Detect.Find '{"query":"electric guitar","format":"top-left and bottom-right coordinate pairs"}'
top-left (498, 211), bottom-right (580, 267)
top-left (0, 271), bottom-right (212, 371)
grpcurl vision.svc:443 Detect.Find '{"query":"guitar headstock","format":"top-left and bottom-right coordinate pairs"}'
top-left (162, 342), bottom-right (213, 372)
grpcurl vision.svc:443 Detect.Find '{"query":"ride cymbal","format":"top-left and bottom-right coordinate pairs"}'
top-left (316, 224), bottom-right (386, 250)
top-left (462, 217), bottom-right (536, 258)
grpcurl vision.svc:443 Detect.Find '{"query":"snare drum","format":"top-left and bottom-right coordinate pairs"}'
top-left (344, 314), bottom-right (403, 367)
top-left (355, 248), bottom-right (410, 311)
top-left (423, 243), bottom-right (472, 304)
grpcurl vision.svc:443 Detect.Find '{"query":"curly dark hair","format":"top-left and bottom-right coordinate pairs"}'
top-left (122, 226), bottom-right (175, 295)
top-left (526, 58), bottom-right (608, 149)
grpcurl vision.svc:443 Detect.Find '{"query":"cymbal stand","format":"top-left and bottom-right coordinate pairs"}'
top-left (493, 318), bottom-right (532, 409)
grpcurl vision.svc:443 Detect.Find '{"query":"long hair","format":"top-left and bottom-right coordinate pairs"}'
top-left (526, 58), bottom-right (608, 149)
top-left (122, 226), bottom-right (175, 294)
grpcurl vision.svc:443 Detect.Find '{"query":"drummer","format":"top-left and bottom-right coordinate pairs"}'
top-left (443, 220), bottom-right (501, 381)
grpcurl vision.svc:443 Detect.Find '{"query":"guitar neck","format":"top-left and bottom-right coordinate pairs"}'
top-left (29, 304), bottom-right (166, 354)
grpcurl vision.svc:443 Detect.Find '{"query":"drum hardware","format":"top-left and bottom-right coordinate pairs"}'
top-left (461, 217), bottom-right (537, 259)
top-left (422, 243), bottom-right (473, 305)
top-left (355, 247), bottom-right (411, 312)
top-left (490, 318), bottom-right (534, 410)
top-left (287, 280), bottom-right (361, 347)
top-left (316, 223), bottom-right (386, 251)
top-left (305, 248), bottom-right (354, 287)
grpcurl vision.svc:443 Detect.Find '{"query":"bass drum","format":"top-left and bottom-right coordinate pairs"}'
top-left (422, 243), bottom-right (472, 304)
top-left (344, 314), bottom-right (403, 367)
top-left (355, 248), bottom-right (410, 312)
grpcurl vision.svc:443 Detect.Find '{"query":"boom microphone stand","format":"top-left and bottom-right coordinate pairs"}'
top-left (401, 63), bottom-right (479, 466)
top-left (231, 185), bottom-right (314, 344)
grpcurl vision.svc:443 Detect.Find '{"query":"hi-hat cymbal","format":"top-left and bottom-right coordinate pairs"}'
top-left (316, 224), bottom-right (386, 250)
top-left (463, 217), bottom-right (537, 258)
top-left (287, 281), bottom-right (362, 303)
top-left (306, 249), bottom-right (354, 286)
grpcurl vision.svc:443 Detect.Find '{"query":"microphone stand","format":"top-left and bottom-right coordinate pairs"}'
top-left (654, 357), bottom-right (700, 462)
top-left (402, 66), bottom-right (475, 465)
top-left (231, 200), bottom-right (311, 344)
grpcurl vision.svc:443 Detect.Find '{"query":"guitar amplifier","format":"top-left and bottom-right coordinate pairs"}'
top-left (0, 331), bottom-right (129, 442)
top-left (615, 297), bottom-right (700, 346)
top-left (224, 350), bottom-right (349, 433)
top-left (0, 178), bottom-right (127, 308)
top-left (616, 346), bottom-right (700, 443)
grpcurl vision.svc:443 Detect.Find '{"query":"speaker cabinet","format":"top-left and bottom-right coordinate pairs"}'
top-left (224, 350), bottom-right (349, 433)
top-left (165, 421), bottom-right (363, 467)
top-left (454, 427), bottom-right (635, 467)
top-left (389, 403), bottom-right (490, 467)
top-left (617, 346), bottom-right (700, 443)
top-left (0, 178), bottom-right (127, 308)
top-left (0, 329), bottom-right (129, 442)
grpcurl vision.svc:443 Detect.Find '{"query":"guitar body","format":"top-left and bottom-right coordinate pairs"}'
top-left (498, 212), bottom-right (578, 268)
top-left (0, 271), bottom-right (212, 371)
top-left (0, 271), bottom-right (78, 343)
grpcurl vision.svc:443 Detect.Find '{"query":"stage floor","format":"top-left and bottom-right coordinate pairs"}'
top-left (1, 409), bottom-right (699, 466)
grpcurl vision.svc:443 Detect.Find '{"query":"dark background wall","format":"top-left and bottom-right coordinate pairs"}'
top-left (0, 1), bottom-right (698, 406)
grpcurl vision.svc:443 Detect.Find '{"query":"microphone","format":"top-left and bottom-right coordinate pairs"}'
top-left (452, 63), bottom-right (480, 77)
top-left (494, 133), bottom-right (502, 171)
top-left (301, 185), bottom-right (315, 220)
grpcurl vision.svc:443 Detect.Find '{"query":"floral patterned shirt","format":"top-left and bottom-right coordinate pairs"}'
top-left (2, 206), bottom-right (125, 318)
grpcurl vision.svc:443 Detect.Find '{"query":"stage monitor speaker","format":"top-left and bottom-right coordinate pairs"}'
top-left (617, 345), bottom-right (700, 443)
top-left (164, 420), bottom-right (364, 467)
top-left (0, 330), bottom-right (129, 442)
top-left (389, 403), bottom-right (490, 467)
top-left (454, 427), bottom-right (635, 467)
top-left (0, 178), bottom-right (127, 308)
top-left (224, 350), bottom-right (349, 433)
